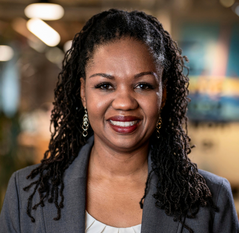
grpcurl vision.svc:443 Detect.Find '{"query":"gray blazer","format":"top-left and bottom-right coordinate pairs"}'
top-left (0, 136), bottom-right (238, 233)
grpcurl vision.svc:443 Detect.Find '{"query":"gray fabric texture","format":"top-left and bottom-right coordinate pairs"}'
top-left (0, 136), bottom-right (238, 233)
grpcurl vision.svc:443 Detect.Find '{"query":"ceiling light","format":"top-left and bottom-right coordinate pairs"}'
top-left (0, 45), bottom-right (14, 61)
top-left (219, 0), bottom-right (235, 8)
top-left (24, 1), bottom-right (64, 20)
top-left (27, 18), bottom-right (61, 47)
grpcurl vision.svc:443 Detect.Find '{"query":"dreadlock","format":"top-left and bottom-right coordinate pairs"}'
top-left (23, 9), bottom-right (217, 232)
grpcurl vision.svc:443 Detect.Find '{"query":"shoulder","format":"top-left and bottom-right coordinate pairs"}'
top-left (13, 164), bottom-right (40, 187)
top-left (198, 169), bottom-right (234, 206)
top-left (0, 164), bottom-right (45, 232)
top-left (183, 170), bottom-right (239, 232)
top-left (199, 169), bottom-right (228, 187)
top-left (15, 163), bottom-right (40, 176)
top-left (199, 169), bottom-right (226, 184)
top-left (198, 169), bottom-right (232, 197)
top-left (5, 164), bottom-right (41, 200)
top-left (199, 169), bottom-right (239, 232)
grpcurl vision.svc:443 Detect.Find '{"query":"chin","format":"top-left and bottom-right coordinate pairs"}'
top-left (105, 135), bottom-right (150, 153)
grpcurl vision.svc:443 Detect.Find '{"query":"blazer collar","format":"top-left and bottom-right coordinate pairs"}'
top-left (42, 137), bottom-right (94, 233)
top-left (43, 136), bottom-right (181, 233)
top-left (141, 152), bottom-right (181, 233)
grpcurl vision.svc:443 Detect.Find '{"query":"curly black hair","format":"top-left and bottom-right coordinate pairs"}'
top-left (23, 9), bottom-right (217, 233)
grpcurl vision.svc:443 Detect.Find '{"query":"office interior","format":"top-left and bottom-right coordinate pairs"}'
top-left (0, 0), bottom-right (239, 217)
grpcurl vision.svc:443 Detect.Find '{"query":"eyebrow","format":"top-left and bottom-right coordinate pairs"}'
top-left (134, 71), bottom-right (157, 79)
top-left (89, 71), bottom-right (157, 79)
top-left (89, 73), bottom-right (114, 79)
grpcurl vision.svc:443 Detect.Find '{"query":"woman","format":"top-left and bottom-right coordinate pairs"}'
top-left (0, 9), bottom-right (238, 233)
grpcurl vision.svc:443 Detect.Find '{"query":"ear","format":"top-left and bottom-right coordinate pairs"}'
top-left (161, 87), bottom-right (167, 109)
top-left (80, 78), bottom-right (86, 108)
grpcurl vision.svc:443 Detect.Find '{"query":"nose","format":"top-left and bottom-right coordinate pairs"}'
top-left (112, 87), bottom-right (138, 111)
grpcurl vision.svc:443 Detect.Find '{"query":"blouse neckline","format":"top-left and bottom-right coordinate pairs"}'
top-left (85, 211), bottom-right (141, 232)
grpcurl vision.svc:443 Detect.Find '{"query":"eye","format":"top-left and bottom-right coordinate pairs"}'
top-left (135, 82), bottom-right (154, 90)
top-left (94, 82), bottom-right (114, 90)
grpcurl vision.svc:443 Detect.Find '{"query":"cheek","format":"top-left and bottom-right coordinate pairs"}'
top-left (143, 94), bottom-right (162, 117)
top-left (85, 89), bottom-right (110, 122)
top-left (147, 104), bottom-right (160, 122)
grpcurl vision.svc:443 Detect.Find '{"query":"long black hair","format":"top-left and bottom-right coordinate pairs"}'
top-left (23, 9), bottom-right (217, 233)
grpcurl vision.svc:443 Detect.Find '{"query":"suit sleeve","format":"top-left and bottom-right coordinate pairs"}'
top-left (0, 172), bottom-right (21, 233)
top-left (213, 178), bottom-right (239, 233)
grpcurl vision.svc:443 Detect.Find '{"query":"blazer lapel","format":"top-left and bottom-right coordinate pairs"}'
top-left (42, 137), bottom-right (182, 233)
top-left (141, 155), bottom-right (181, 233)
top-left (42, 137), bottom-right (94, 233)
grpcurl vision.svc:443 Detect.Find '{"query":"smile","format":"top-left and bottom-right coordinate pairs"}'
top-left (109, 120), bottom-right (138, 127)
top-left (108, 116), bottom-right (141, 134)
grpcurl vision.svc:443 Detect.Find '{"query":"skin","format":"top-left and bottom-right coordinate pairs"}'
top-left (80, 37), bottom-right (166, 227)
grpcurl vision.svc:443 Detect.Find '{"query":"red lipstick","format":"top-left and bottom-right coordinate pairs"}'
top-left (107, 116), bottom-right (141, 134)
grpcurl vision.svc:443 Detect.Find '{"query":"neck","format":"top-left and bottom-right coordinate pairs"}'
top-left (88, 138), bottom-right (149, 180)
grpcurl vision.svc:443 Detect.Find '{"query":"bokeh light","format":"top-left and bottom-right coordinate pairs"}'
top-left (0, 45), bottom-right (14, 62)
top-left (220, 0), bottom-right (235, 7)
top-left (24, 3), bottom-right (64, 20)
top-left (27, 18), bottom-right (61, 47)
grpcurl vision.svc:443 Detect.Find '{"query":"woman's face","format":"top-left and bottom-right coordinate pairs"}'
top-left (81, 38), bottom-right (165, 153)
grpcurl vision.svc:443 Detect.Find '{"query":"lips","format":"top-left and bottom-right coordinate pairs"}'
top-left (107, 116), bottom-right (141, 133)
top-left (110, 120), bottom-right (138, 127)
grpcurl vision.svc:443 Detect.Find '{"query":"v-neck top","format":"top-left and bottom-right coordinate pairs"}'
top-left (85, 211), bottom-right (141, 233)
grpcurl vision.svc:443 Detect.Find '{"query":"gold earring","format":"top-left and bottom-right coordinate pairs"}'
top-left (82, 107), bottom-right (89, 137)
top-left (156, 117), bottom-right (162, 139)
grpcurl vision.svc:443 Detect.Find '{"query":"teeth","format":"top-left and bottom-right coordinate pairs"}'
top-left (110, 120), bottom-right (138, 127)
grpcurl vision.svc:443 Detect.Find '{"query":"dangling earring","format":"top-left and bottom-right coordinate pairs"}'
top-left (156, 117), bottom-right (162, 139)
top-left (82, 107), bottom-right (89, 137)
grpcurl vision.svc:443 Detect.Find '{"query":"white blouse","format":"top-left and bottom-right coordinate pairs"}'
top-left (85, 211), bottom-right (141, 233)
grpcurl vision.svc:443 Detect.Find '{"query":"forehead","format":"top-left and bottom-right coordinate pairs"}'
top-left (86, 38), bottom-right (161, 76)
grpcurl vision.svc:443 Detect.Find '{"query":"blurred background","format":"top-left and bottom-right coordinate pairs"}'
top-left (0, 0), bottom-right (239, 217)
